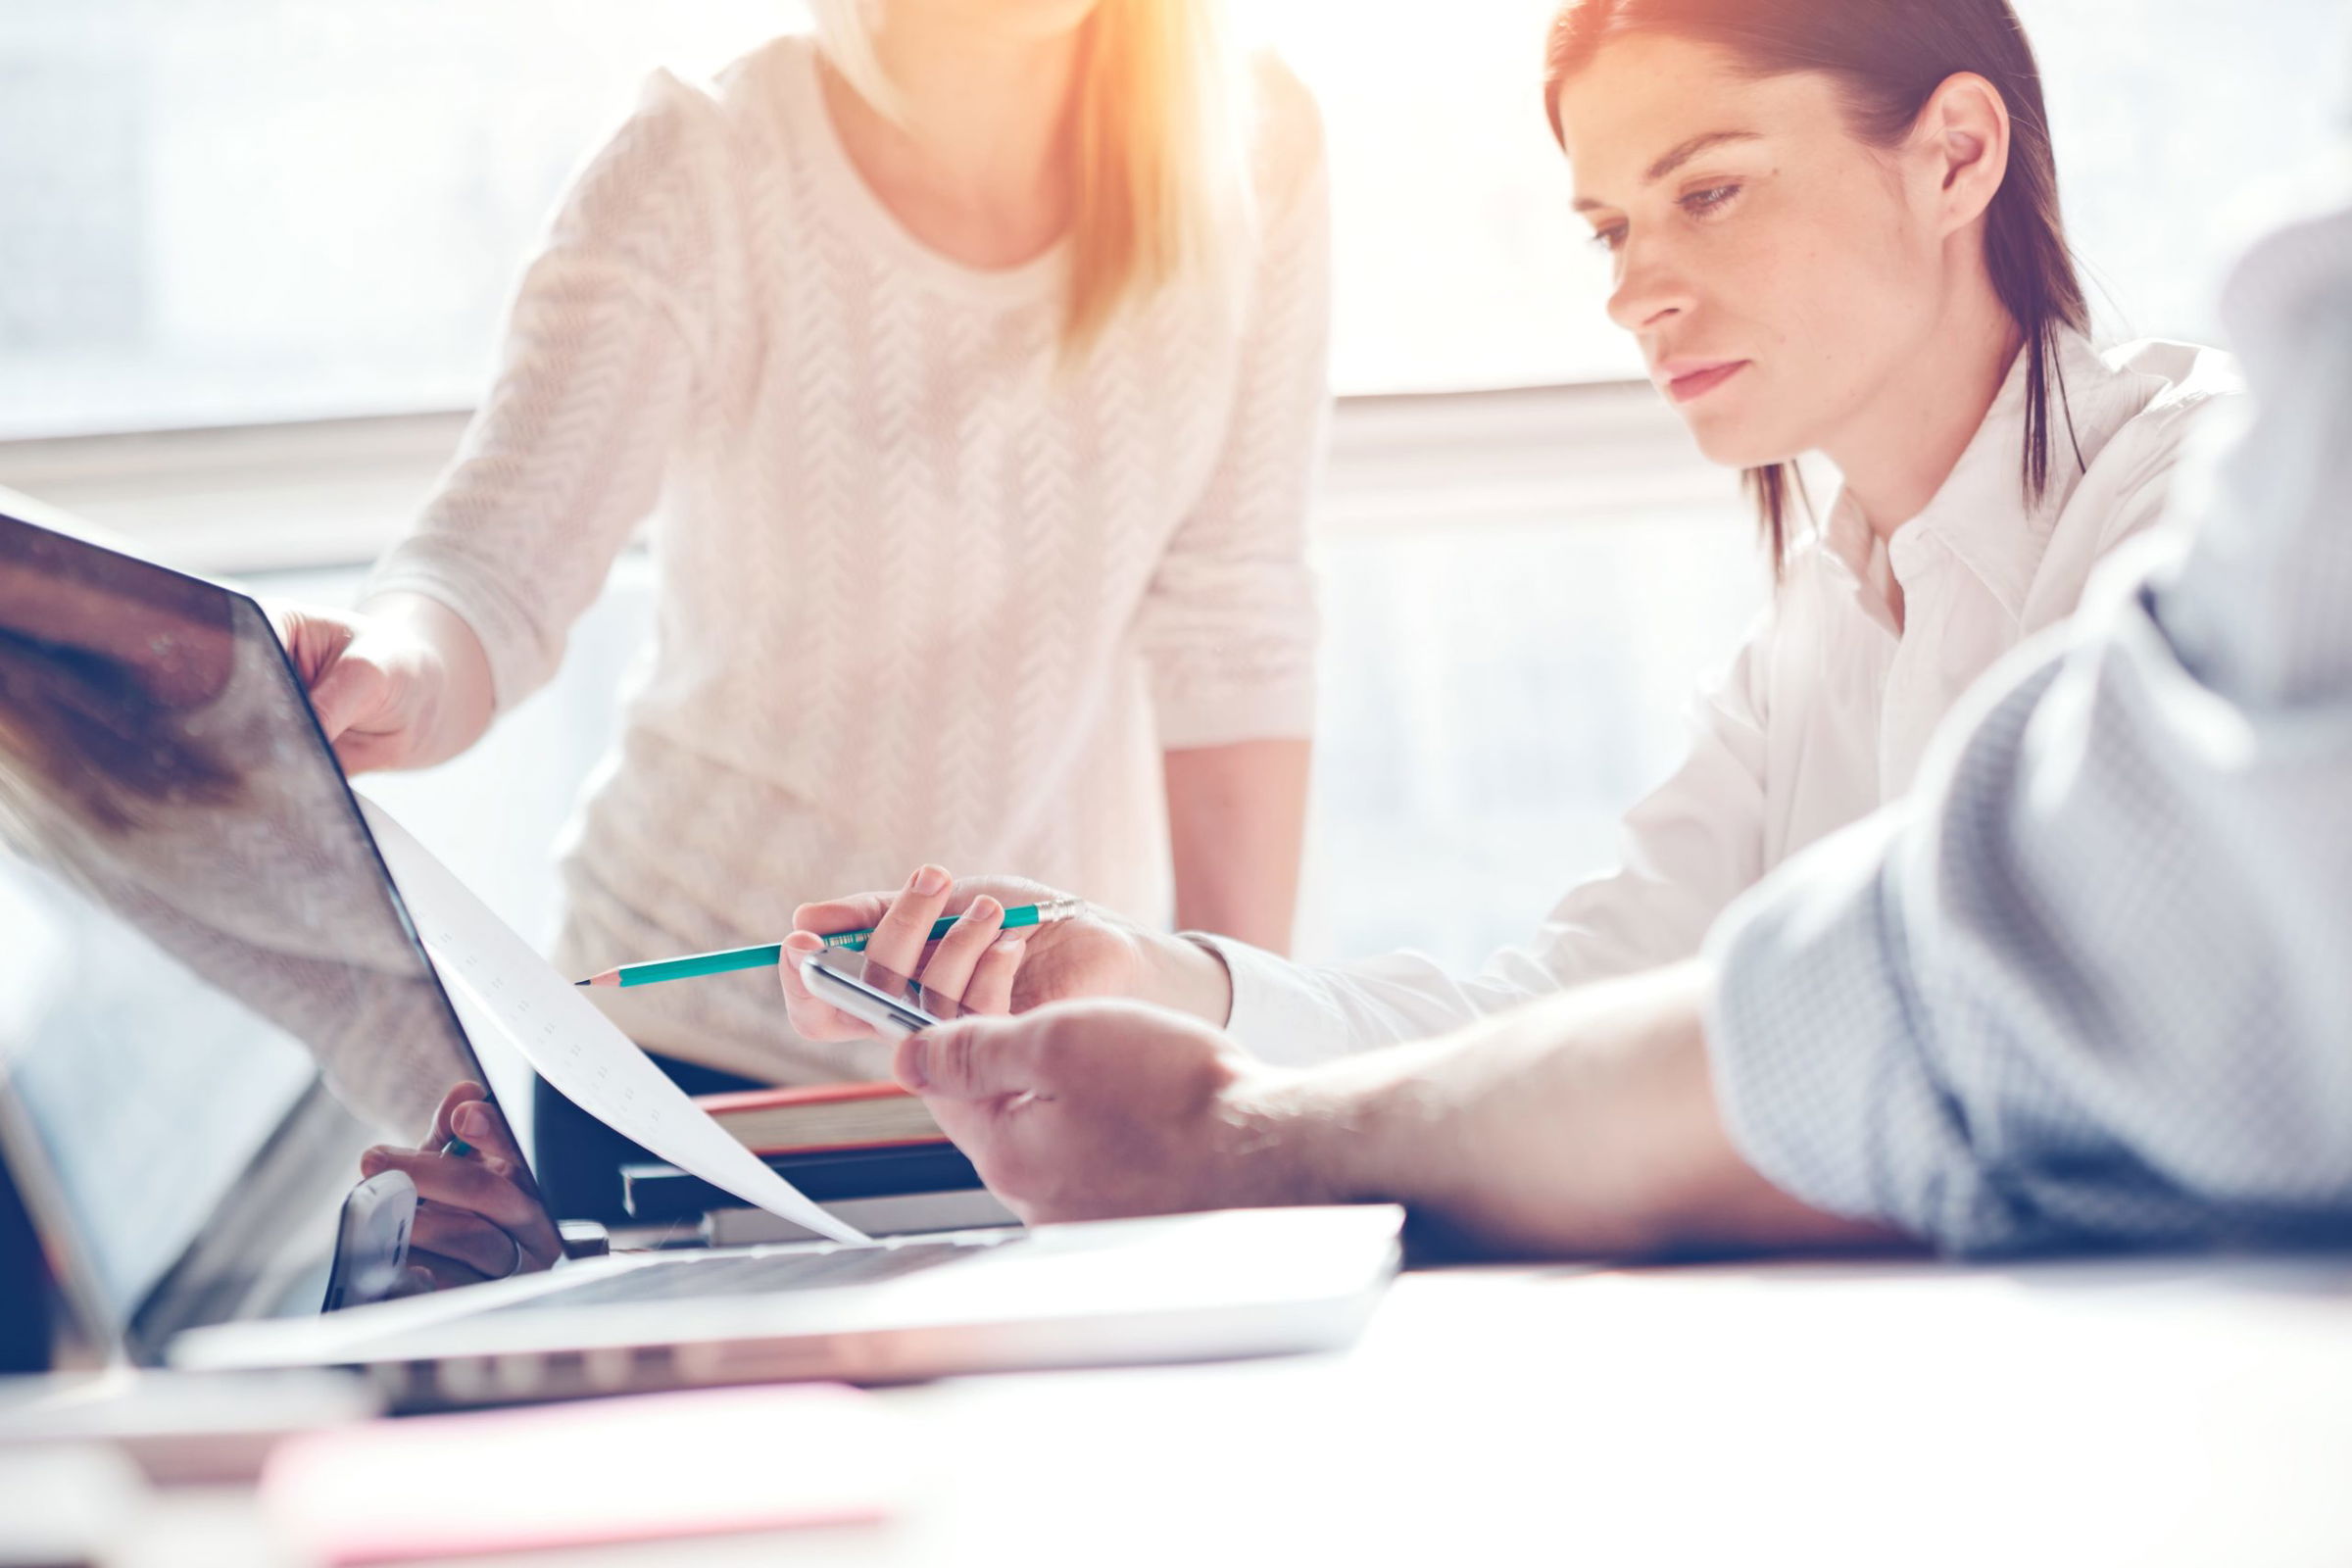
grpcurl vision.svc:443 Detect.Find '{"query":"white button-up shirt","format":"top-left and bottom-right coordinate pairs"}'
top-left (1211, 332), bottom-right (2239, 1064)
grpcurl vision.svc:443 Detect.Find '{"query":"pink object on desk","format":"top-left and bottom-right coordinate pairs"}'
top-left (259, 1383), bottom-right (901, 1564)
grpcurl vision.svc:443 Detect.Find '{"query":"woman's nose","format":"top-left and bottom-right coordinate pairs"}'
top-left (1605, 239), bottom-right (1694, 336)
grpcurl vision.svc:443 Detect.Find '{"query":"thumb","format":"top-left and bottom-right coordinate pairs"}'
top-left (452, 1098), bottom-right (528, 1170)
top-left (896, 1015), bottom-right (1047, 1102)
top-left (308, 653), bottom-right (389, 742)
top-left (268, 604), bottom-right (347, 680)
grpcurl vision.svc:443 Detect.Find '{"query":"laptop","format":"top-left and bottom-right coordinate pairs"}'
top-left (0, 509), bottom-right (1402, 1410)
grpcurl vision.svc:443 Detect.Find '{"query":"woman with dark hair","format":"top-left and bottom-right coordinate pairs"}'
top-left (1543, 0), bottom-right (2102, 570)
top-left (768, 0), bottom-right (2239, 1064)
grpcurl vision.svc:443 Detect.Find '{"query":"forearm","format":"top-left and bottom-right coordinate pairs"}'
top-left (355, 591), bottom-right (498, 768)
top-left (1284, 962), bottom-right (1898, 1258)
top-left (1163, 738), bottom-right (1311, 954)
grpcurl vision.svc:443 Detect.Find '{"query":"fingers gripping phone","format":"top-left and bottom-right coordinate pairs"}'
top-left (801, 948), bottom-right (968, 1039)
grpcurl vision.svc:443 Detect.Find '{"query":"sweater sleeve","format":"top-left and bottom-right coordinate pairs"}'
top-left (366, 72), bottom-right (717, 710)
top-left (1136, 60), bottom-right (1332, 750)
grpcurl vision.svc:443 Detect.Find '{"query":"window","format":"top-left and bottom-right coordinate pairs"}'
top-left (4, 3), bottom-right (2345, 439)
top-left (1, 1), bottom-right (786, 437)
top-left (4, 5), bottom-right (2346, 971)
top-left (1274, 0), bottom-right (2352, 388)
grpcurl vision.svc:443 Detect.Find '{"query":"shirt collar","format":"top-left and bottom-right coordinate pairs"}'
top-left (1821, 329), bottom-right (2123, 622)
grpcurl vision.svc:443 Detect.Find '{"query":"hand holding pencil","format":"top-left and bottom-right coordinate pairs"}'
top-left (770, 866), bottom-right (1221, 1042)
top-left (576, 864), bottom-right (1235, 1047)
top-left (574, 894), bottom-right (1087, 989)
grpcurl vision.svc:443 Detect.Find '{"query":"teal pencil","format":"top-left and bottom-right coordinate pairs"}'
top-left (572, 899), bottom-right (1082, 989)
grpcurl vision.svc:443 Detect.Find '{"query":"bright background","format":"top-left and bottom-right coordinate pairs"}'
top-left (7, 1), bottom-right (2347, 435)
top-left (3, 1), bottom-right (2347, 973)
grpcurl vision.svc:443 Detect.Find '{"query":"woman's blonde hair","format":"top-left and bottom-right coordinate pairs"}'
top-left (809, 0), bottom-right (1252, 356)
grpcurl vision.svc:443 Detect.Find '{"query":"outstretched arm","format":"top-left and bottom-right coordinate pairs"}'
top-left (891, 968), bottom-right (1893, 1259)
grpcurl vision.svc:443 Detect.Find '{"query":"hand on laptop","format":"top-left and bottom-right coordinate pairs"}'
top-left (360, 1083), bottom-right (562, 1289)
top-left (887, 1000), bottom-right (1317, 1223)
top-left (778, 867), bottom-right (1234, 1040)
top-left (272, 594), bottom-right (495, 774)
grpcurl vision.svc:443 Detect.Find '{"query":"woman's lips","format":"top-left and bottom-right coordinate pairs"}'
top-left (1660, 361), bottom-right (1749, 405)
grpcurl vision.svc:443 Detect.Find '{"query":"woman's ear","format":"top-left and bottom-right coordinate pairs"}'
top-left (1914, 71), bottom-right (2012, 235)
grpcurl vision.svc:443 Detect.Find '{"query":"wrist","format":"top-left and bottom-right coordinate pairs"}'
top-left (1139, 930), bottom-right (1235, 1025)
top-left (362, 592), bottom-right (493, 765)
top-left (1240, 1056), bottom-right (1408, 1210)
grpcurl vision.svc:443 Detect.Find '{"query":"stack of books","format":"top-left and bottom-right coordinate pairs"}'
top-left (623, 1082), bottom-right (1016, 1245)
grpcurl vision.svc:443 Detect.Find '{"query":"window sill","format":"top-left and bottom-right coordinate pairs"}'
top-left (0, 383), bottom-right (1728, 576)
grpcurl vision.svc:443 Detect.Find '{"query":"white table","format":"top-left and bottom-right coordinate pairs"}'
top-left (112, 1254), bottom-right (2352, 1567)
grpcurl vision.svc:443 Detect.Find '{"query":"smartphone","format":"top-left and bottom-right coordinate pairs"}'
top-left (320, 1169), bottom-right (417, 1312)
top-left (800, 947), bottom-right (968, 1039)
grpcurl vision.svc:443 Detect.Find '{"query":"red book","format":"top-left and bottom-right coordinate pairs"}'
top-left (693, 1081), bottom-right (945, 1156)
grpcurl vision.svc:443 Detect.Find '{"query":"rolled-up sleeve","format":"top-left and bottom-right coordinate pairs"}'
top-left (1138, 63), bottom-right (1330, 751)
top-left (1703, 809), bottom-right (1956, 1227)
top-left (1704, 200), bottom-right (2352, 1256)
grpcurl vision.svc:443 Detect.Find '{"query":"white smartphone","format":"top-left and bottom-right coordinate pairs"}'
top-left (801, 947), bottom-right (968, 1039)
top-left (320, 1169), bottom-right (417, 1312)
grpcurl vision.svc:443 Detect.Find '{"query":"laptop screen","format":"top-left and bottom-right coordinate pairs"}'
top-left (0, 512), bottom-right (543, 1361)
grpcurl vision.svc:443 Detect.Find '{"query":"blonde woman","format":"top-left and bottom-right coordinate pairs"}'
top-left (277, 0), bottom-right (1329, 1231)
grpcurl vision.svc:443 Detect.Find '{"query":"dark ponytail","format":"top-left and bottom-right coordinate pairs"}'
top-left (1545, 0), bottom-right (2088, 570)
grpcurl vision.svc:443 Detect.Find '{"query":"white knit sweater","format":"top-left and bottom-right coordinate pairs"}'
top-left (371, 36), bottom-right (1331, 1084)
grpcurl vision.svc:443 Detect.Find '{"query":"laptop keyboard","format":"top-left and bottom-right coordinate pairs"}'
top-left (499, 1238), bottom-right (1019, 1313)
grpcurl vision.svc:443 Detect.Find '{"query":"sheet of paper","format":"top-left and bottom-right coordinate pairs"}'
top-left (358, 799), bottom-right (868, 1246)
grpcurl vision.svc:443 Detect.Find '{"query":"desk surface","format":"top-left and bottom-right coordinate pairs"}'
top-left (115, 1254), bottom-right (2352, 1567)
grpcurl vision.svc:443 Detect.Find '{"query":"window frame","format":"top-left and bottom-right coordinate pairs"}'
top-left (0, 381), bottom-right (1726, 576)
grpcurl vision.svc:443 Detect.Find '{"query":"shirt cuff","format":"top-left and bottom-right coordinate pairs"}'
top-left (1151, 671), bottom-right (1318, 751)
top-left (364, 547), bottom-right (552, 713)
top-left (1188, 932), bottom-right (1358, 1067)
top-left (1701, 812), bottom-right (1991, 1246)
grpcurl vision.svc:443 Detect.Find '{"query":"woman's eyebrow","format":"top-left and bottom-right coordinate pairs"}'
top-left (1644, 129), bottom-right (1762, 183)
top-left (1572, 128), bottom-right (1764, 213)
